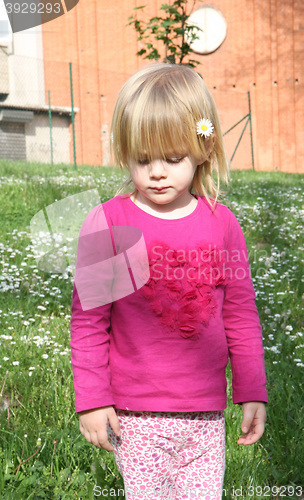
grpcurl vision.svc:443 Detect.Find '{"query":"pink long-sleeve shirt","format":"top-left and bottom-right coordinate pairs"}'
top-left (70, 194), bottom-right (268, 413)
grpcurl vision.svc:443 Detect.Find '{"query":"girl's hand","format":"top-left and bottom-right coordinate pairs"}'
top-left (78, 406), bottom-right (121, 451)
top-left (237, 401), bottom-right (267, 445)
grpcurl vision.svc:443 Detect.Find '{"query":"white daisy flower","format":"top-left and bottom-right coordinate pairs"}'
top-left (196, 118), bottom-right (214, 138)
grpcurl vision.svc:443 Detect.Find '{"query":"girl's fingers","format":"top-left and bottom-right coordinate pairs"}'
top-left (237, 422), bottom-right (264, 445)
top-left (96, 435), bottom-right (115, 451)
top-left (108, 411), bottom-right (121, 437)
top-left (78, 407), bottom-right (119, 450)
top-left (85, 430), bottom-right (115, 451)
top-left (83, 430), bottom-right (92, 443)
top-left (238, 434), bottom-right (257, 445)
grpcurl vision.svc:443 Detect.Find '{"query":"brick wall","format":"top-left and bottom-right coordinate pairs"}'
top-left (42, 0), bottom-right (304, 173)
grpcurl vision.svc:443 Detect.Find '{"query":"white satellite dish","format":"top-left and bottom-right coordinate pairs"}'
top-left (186, 6), bottom-right (227, 55)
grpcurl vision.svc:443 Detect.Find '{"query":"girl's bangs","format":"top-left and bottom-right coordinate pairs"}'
top-left (131, 120), bottom-right (188, 161)
top-left (125, 86), bottom-right (201, 163)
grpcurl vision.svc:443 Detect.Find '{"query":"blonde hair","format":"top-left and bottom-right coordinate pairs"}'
top-left (111, 63), bottom-right (230, 207)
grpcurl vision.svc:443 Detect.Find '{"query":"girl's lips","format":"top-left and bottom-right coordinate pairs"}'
top-left (151, 186), bottom-right (170, 192)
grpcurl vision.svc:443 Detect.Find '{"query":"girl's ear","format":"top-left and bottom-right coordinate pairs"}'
top-left (207, 135), bottom-right (216, 158)
top-left (198, 135), bottom-right (215, 165)
top-left (207, 135), bottom-right (216, 153)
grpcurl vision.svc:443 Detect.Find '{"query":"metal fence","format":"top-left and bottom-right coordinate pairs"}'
top-left (0, 55), bottom-right (254, 170)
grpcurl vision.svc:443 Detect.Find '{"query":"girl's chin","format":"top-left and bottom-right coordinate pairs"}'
top-left (146, 193), bottom-right (176, 205)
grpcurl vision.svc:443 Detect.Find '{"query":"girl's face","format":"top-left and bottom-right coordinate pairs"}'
top-left (128, 153), bottom-right (199, 211)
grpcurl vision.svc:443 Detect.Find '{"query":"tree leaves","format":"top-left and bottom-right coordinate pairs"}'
top-left (128, 0), bottom-right (202, 67)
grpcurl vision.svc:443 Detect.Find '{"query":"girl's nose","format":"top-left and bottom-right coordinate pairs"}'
top-left (149, 160), bottom-right (167, 179)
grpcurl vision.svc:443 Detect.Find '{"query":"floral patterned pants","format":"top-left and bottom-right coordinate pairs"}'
top-left (107, 409), bottom-right (226, 500)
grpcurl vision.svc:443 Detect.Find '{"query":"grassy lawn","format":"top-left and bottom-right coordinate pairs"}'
top-left (0, 159), bottom-right (303, 499)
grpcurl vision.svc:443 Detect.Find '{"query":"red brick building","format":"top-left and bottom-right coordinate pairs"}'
top-left (42, 0), bottom-right (304, 173)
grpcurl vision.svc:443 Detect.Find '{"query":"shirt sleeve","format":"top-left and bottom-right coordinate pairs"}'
top-left (222, 210), bottom-right (268, 405)
top-left (70, 285), bottom-right (114, 413)
top-left (69, 204), bottom-right (116, 413)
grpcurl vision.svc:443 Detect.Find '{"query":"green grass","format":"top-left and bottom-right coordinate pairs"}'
top-left (0, 159), bottom-right (303, 499)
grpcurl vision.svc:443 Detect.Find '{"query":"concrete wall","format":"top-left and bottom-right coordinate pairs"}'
top-left (25, 113), bottom-right (70, 164)
top-left (4, 26), bottom-right (46, 107)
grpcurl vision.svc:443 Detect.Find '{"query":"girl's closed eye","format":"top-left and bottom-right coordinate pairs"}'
top-left (137, 158), bottom-right (150, 165)
top-left (165, 156), bottom-right (185, 164)
top-left (136, 156), bottom-right (185, 166)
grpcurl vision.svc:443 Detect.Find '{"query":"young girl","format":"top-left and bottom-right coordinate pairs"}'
top-left (70, 63), bottom-right (268, 500)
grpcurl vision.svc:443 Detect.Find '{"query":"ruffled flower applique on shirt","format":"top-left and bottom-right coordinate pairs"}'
top-left (140, 242), bottom-right (227, 339)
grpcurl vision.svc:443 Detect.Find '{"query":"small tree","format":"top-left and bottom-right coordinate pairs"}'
top-left (128, 0), bottom-right (202, 68)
